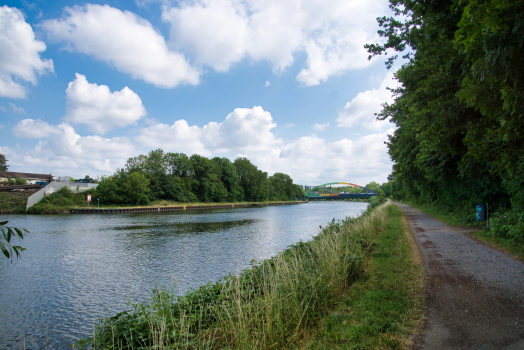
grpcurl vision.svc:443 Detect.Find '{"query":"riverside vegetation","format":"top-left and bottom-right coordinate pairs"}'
top-left (366, 0), bottom-right (524, 251)
top-left (73, 199), bottom-right (425, 349)
top-left (23, 150), bottom-right (306, 214)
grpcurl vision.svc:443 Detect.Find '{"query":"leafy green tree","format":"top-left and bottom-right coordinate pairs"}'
top-left (1, 220), bottom-right (27, 261)
top-left (166, 152), bottom-right (193, 178)
top-left (212, 157), bottom-right (244, 202)
top-left (364, 181), bottom-right (381, 193)
top-left (365, 0), bottom-right (517, 213)
top-left (125, 154), bottom-right (148, 174)
top-left (190, 155), bottom-right (226, 202)
top-left (234, 157), bottom-right (268, 201)
top-left (123, 172), bottom-right (151, 205)
top-left (0, 154), bottom-right (8, 171)
top-left (94, 174), bottom-right (127, 205)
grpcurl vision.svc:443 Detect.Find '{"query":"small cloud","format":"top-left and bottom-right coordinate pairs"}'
top-left (285, 123), bottom-right (295, 127)
top-left (265, 80), bottom-right (271, 87)
top-left (312, 123), bottom-right (330, 131)
top-left (0, 105), bottom-right (6, 112)
top-left (10, 103), bottom-right (25, 114)
top-left (0, 123), bottom-right (5, 130)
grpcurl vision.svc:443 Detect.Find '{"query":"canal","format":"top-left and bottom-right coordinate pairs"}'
top-left (0, 201), bottom-right (368, 349)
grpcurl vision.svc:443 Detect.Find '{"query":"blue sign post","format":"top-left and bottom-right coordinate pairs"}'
top-left (476, 205), bottom-right (486, 220)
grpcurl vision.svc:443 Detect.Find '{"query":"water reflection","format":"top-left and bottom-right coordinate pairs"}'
top-left (0, 201), bottom-right (367, 349)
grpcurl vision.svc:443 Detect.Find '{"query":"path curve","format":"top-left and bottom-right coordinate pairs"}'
top-left (395, 203), bottom-right (524, 349)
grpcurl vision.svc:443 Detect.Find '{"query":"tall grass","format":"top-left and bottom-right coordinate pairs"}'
top-left (75, 203), bottom-right (390, 349)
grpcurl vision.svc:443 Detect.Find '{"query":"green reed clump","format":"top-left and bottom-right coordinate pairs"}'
top-left (74, 203), bottom-right (389, 350)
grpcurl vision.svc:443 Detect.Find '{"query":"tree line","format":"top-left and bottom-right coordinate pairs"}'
top-left (367, 0), bottom-right (523, 238)
top-left (93, 149), bottom-right (305, 205)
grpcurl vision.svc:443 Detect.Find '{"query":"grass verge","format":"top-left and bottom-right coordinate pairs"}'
top-left (300, 203), bottom-right (425, 349)
top-left (74, 202), bottom-right (424, 349)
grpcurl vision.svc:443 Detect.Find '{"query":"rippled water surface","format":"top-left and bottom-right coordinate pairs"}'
top-left (0, 201), bottom-right (367, 349)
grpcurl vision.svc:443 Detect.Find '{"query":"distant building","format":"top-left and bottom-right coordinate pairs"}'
top-left (0, 171), bottom-right (53, 185)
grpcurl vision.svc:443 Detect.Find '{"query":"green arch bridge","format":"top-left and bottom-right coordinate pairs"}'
top-left (306, 182), bottom-right (377, 200)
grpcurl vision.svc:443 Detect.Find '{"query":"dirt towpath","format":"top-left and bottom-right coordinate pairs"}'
top-left (395, 203), bottom-right (524, 349)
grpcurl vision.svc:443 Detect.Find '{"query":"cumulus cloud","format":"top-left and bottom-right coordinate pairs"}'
top-left (12, 118), bottom-right (61, 138)
top-left (162, 0), bottom-right (387, 86)
top-left (312, 123), bottom-right (330, 131)
top-left (137, 106), bottom-right (280, 155)
top-left (337, 73), bottom-right (399, 130)
top-left (65, 73), bottom-right (146, 134)
top-left (265, 81), bottom-right (270, 87)
top-left (11, 120), bottom-right (136, 176)
top-left (42, 4), bottom-right (200, 88)
top-left (268, 129), bottom-right (394, 185)
top-left (0, 6), bottom-right (54, 98)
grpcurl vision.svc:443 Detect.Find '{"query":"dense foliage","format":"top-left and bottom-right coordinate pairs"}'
top-left (367, 0), bottom-right (524, 238)
top-left (93, 149), bottom-right (305, 206)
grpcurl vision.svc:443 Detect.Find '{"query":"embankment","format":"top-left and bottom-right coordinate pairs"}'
top-left (74, 202), bottom-right (424, 349)
top-left (70, 201), bottom-right (304, 214)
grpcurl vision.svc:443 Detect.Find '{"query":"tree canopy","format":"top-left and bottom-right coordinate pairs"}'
top-left (367, 0), bottom-right (523, 238)
top-left (93, 149), bottom-right (305, 205)
top-left (367, 0), bottom-right (523, 212)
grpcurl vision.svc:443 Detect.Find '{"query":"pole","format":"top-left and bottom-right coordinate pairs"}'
top-left (98, 198), bottom-right (99, 208)
top-left (486, 202), bottom-right (489, 228)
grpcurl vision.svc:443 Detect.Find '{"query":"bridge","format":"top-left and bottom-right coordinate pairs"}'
top-left (306, 182), bottom-right (377, 200)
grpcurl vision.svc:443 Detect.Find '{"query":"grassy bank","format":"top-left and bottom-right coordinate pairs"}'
top-left (74, 202), bottom-right (424, 349)
top-left (399, 200), bottom-right (524, 262)
top-left (22, 187), bottom-right (305, 214)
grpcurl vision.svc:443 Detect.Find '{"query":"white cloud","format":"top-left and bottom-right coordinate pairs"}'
top-left (12, 118), bottom-right (61, 138)
top-left (137, 106), bottom-right (280, 155)
top-left (42, 4), bottom-right (200, 88)
top-left (312, 123), bottom-right (330, 131)
top-left (285, 123), bottom-right (295, 127)
top-left (265, 81), bottom-right (270, 87)
top-left (0, 123), bottom-right (5, 130)
top-left (9, 103), bottom-right (25, 114)
top-left (162, 0), bottom-right (388, 86)
top-left (10, 120), bottom-right (136, 176)
top-left (265, 129), bottom-right (394, 185)
top-left (65, 73), bottom-right (146, 134)
top-left (0, 6), bottom-right (54, 98)
top-left (337, 73), bottom-right (399, 130)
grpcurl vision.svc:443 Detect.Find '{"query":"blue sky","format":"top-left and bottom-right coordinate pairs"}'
top-left (0, 0), bottom-right (399, 186)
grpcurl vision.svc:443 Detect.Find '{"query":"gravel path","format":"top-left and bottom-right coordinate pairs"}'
top-left (395, 203), bottom-right (524, 349)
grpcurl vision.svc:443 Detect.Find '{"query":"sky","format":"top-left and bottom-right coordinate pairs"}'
top-left (0, 0), bottom-right (400, 187)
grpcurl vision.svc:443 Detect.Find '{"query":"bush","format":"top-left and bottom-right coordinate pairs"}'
top-left (489, 209), bottom-right (524, 242)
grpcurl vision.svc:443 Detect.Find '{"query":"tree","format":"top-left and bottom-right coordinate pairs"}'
top-left (234, 157), bottom-right (268, 201)
top-left (212, 157), bottom-right (244, 202)
top-left (123, 172), bottom-right (151, 205)
top-left (1, 220), bottom-right (27, 261)
top-left (0, 154), bottom-right (8, 171)
top-left (365, 0), bottom-right (520, 212)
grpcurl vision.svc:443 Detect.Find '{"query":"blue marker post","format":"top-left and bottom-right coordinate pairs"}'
top-left (476, 204), bottom-right (489, 228)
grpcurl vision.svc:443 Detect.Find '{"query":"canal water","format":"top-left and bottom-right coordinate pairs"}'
top-left (0, 201), bottom-right (368, 349)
